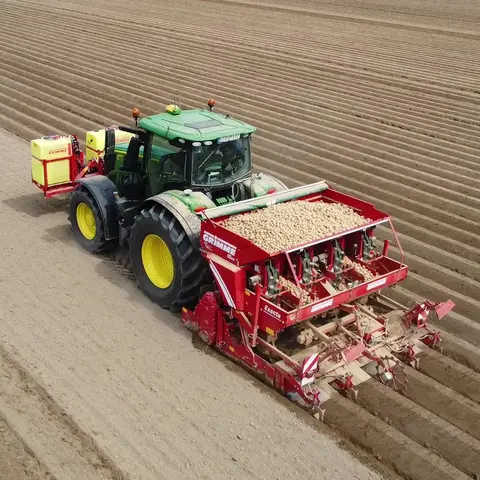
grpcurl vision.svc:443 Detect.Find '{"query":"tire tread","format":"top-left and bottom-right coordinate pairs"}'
top-left (130, 204), bottom-right (208, 311)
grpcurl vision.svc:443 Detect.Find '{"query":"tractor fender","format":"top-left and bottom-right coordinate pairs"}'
top-left (139, 190), bottom-right (214, 249)
top-left (75, 176), bottom-right (119, 240)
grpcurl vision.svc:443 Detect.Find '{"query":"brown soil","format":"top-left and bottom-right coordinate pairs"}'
top-left (402, 366), bottom-right (480, 442)
top-left (0, 417), bottom-right (51, 480)
top-left (437, 332), bottom-right (480, 374)
top-left (0, 345), bottom-right (124, 480)
top-left (0, 0), bottom-right (479, 478)
top-left (322, 390), bottom-right (470, 480)
top-left (355, 380), bottom-right (480, 477)
top-left (418, 349), bottom-right (480, 403)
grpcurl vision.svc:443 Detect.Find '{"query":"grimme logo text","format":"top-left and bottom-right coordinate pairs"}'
top-left (203, 232), bottom-right (237, 257)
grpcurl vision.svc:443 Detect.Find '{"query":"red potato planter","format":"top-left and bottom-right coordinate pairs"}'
top-left (182, 181), bottom-right (455, 417)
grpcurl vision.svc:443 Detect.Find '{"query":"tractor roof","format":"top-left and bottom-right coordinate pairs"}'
top-left (139, 108), bottom-right (256, 142)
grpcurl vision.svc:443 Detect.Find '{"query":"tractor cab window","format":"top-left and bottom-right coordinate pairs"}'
top-left (148, 135), bottom-right (186, 194)
top-left (191, 137), bottom-right (250, 186)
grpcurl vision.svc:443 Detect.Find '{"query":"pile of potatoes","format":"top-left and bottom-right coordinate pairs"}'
top-left (342, 256), bottom-right (377, 282)
top-left (279, 275), bottom-right (312, 305)
top-left (336, 257), bottom-right (378, 291)
top-left (220, 200), bottom-right (372, 253)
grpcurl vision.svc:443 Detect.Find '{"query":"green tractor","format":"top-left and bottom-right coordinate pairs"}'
top-left (32, 100), bottom-right (287, 309)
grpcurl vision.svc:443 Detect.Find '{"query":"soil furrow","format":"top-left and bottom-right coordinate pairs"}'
top-left (2, 18), bottom-right (479, 138)
top-left (254, 147), bottom-right (480, 242)
top-left (2, 27), bottom-right (478, 151)
top-left (6, 63), bottom-right (478, 317)
top-left (3, 10), bottom-right (480, 169)
top-left (437, 332), bottom-right (480, 374)
top-left (201, 0), bottom-right (480, 40)
top-left (14, 0), bottom-right (480, 99)
top-left (3, 46), bottom-right (479, 234)
top-left (403, 272), bottom-right (480, 321)
top-left (0, 129), bottom-right (397, 480)
top-left (5, 5), bottom-right (478, 81)
top-left (3, 3), bottom-right (480, 106)
top-left (0, 344), bottom-right (128, 480)
top-left (401, 366), bottom-right (480, 442)
top-left (377, 227), bottom-right (480, 282)
top-left (386, 285), bottom-right (480, 348)
top-left (2, 30), bottom-right (479, 181)
top-left (7, 1), bottom-right (480, 91)
top-left (417, 349), bottom-right (480, 404)
top-left (355, 380), bottom-right (480, 477)
top-left (322, 389), bottom-right (471, 480)
top-left (386, 247), bottom-right (480, 302)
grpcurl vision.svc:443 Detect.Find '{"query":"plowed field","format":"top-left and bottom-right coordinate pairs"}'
top-left (0, 0), bottom-right (479, 478)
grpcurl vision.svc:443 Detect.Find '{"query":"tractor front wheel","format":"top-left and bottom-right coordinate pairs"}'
top-left (129, 204), bottom-right (207, 310)
top-left (69, 188), bottom-right (110, 253)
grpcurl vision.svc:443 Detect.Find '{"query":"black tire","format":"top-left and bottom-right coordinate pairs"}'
top-left (69, 188), bottom-right (110, 253)
top-left (129, 204), bottom-right (207, 311)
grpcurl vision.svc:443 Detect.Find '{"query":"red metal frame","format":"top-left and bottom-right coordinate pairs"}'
top-left (183, 182), bottom-right (455, 410)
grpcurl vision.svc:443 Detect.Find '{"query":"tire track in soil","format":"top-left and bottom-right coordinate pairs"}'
top-left (0, 343), bottom-right (128, 480)
top-left (0, 417), bottom-right (53, 480)
top-left (1, 0), bottom-right (480, 478)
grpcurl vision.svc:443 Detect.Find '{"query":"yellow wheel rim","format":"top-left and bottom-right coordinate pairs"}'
top-left (76, 202), bottom-right (96, 240)
top-left (141, 234), bottom-right (174, 289)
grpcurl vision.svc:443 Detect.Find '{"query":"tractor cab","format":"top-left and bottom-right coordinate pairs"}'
top-left (190, 135), bottom-right (251, 187)
top-left (108, 101), bottom-right (256, 201)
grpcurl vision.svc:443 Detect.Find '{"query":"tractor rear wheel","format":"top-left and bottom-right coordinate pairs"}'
top-left (69, 188), bottom-right (110, 253)
top-left (128, 204), bottom-right (207, 310)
